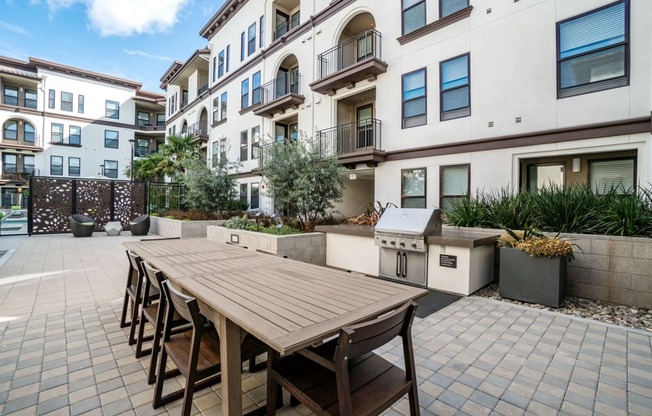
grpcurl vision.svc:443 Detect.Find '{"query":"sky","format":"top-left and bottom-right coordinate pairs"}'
top-left (0, 0), bottom-right (227, 92)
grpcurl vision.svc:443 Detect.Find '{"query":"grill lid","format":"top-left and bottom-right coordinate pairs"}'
top-left (374, 208), bottom-right (442, 236)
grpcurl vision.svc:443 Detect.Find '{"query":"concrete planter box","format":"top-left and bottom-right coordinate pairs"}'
top-left (207, 226), bottom-right (326, 265)
top-left (149, 216), bottom-right (225, 239)
top-left (498, 247), bottom-right (567, 307)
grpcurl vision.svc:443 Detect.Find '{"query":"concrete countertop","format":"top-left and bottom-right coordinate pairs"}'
top-left (315, 224), bottom-right (374, 237)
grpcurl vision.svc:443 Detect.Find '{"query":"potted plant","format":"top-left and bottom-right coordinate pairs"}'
top-left (498, 226), bottom-right (576, 307)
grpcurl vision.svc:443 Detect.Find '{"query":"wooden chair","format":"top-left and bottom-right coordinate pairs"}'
top-left (120, 250), bottom-right (147, 345)
top-left (154, 280), bottom-right (266, 416)
top-left (136, 261), bottom-right (191, 384)
top-left (266, 301), bottom-right (420, 416)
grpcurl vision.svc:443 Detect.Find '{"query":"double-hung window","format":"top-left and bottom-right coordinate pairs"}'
top-left (78, 95), bottom-right (84, 113)
top-left (401, 168), bottom-right (426, 208)
top-left (558, 1), bottom-right (628, 98)
top-left (51, 123), bottom-right (63, 143)
top-left (105, 100), bottom-right (120, 119)
top-left (440, 53), bottom-right (470, 120)
top-left (104, 160), bottom-right (118, 178)
top-left (252, 71), bottom-right (261, 105)
top-left (250, 182), bottom-right (260, 209)
top-left (3, 154), bottom-right (16, 174)
top-left (248, 22), bottom-right (256, 56)
top-left (50, 156), bottom-right (63, 176)
top-left (240, 32), bottom-right (245, 61)
top-left (48, 89), bottom-right (55, 109)
top-left (24, 89), bottom-right (37, 109)
top-left (220, 92), bottom-right (227, 119)
top-left (157, 114), bottom-right (165, 126)
top-left (241, 78), bottom-right (249, 109)
top-left (104, 130), bottom-right (119, 148)
top-left (212, 97), bottom-right (220, 123)
top-left (61, 92), bottom-right (73, 111)
top-left (23, 155), bottom-right (35, 175)
top-left (589, 158), bottom-right (635, 194)
top-left (24, 123), bottom-right (35, 142)
top-left (240, 183), bottom-right (248, 205)
top-left (3, 86), bottom-right (18, 106)
top-left (240, 130), bottom-right (248, 161)
top-left (211, 142), bottom-right (220, 167)
top-left (251, 126), bottom-right (260, 159)
top-left (3, 121), bottom-right (17, 140)
top-left (69, 125), bottom-right (81, 145)
top-left (402, 69), bottom-right (426, 128)
top-left (441, 0), bottom-right (469, 19)
top-left (68, 157), bottom-right (80, 176)
top-left (402, 0), bottom-right (425, 35)
top-left (440, 164), bottom-right (469, 211)
top-left (137, 111), bottom-right (150, 126)
top-left (218, 50), bottom-right (225, 78)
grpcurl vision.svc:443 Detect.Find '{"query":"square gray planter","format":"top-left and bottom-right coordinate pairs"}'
top-left (498, 247), bottom-right (567, 307)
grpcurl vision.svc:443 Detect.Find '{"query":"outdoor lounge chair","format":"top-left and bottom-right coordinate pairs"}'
top-left (69, 214), bottom-right (95, 237)
top-left (129, 214), bottom-right (150, 236)
top-left (267, 300), bottom-right (420, 416)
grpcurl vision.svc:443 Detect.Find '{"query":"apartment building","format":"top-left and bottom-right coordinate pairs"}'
top-left (0, 56), bottom-right (165, 208)
top-left (162, 0), bottom-right (651, 216)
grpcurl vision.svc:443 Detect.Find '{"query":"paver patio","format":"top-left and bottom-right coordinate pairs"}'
top-left (0, 234), bottom-right (651, 415)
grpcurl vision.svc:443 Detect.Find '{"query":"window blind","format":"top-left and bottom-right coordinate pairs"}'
top-left (441, 165), bottom-right (468, 196)
top-left (559, 2), bottom-right (625, 59)
top-left (590, 158), bottom-right (634, 193)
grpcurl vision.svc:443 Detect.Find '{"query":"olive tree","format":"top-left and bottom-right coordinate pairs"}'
top-left (182, 156), bottom-right (246, 212)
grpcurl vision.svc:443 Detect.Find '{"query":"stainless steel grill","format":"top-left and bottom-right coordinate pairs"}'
top-left (374, 208), bottom-right (442, 286)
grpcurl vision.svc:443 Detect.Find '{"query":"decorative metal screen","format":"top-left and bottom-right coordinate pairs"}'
top-left (29, 177), bottom-right (147, 234)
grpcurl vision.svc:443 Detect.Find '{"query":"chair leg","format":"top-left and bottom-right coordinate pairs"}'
top-left (128, 299), bottom-right (139, 345)
top-left (408, 382), bottom-right (420, 416)
top-left (119, 292), bottom-right (131, 328)
top-left (181, 369), bottom-right (197, 416)
top-left (152, 346), bottom-right (168, 408)
top-left (135, 310), bottom-right (151, 358)
top-left (266, 350), bottom-right (282, 416)
top-left (147, 318), bottom-right (164, 385)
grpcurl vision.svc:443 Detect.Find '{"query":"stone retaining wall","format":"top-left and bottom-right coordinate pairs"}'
top-left (207, 226), bottom-right (326, 265)
top-left (149, 216), bottom-right (225, 239)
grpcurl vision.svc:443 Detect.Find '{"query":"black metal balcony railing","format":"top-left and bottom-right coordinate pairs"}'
top-left (187, 121), bottom-right (209, 138)
top-left (317, 29), bottom-right (382, 79)
top-left (198, 84), bottom-right (209, 96)
top-left (317, 118), bottom-right (382, 157)
top-left (181, 98), bottom-right (189, 108)
top-left (134, 148), bottom-right (158, 158)
top-left (2, 169), bottom-right (33, 182)
top-left (274, 12), bottom-right (300, 40)
top-left (260, 71), bottom-right (301, 105)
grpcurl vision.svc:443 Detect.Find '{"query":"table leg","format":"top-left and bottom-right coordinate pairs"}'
top-left (219, 314), bottom-right (242, 416)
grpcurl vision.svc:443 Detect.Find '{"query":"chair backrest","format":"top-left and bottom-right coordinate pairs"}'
top-left (335, 301), bottom-right (417, 361)
top-left (126, 250), bottom-right (143, 287)
top-left (161, 280), bottom-right (201, 329)
top-left (142, 261), bottom-right (164, 292)
top-left (72, 214), bottom-right (94, 224)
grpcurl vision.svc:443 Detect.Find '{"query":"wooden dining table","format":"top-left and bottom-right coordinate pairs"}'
top-left (124, 238), bottom-right (428, 415)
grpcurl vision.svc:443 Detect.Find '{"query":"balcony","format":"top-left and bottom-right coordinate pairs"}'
top-left (316, 118), bottom-right (386, 167)
top-left (310, 29), bottom-right (387, 95)
top-left (253, 71), bottom-right (305, 118)
top-left (187, 121), bottom-right (209, 143)
top-left (273, 11), bottom-right (300, 41)
top-left (197, 83), bottom-right (209, 96)
top-left (2, 169), bottom-right (33, 183)
top-left (0, 134), bottom-right (44, 152)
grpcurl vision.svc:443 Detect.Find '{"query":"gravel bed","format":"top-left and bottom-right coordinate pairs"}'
top-left (474, 284), bottom-right (652, 333)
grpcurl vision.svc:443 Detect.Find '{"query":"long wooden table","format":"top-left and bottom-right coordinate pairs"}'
top-left (124, 238), bottom-right (427, 415)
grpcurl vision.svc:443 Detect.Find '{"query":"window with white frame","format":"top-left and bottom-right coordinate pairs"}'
top-left (440, 53), bottom-right (470, 121)
top-left (558, 1), bottom-right (628, 98)
top-left (440, 164), bottom-right (469, 211)
top-left (401, 168), bottom-right (426, 208)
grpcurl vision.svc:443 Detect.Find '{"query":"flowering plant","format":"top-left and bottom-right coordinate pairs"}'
top-left (498, 226), bottom-right (576, 261)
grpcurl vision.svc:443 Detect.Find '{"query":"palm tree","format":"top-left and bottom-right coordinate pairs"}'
top-left (161, 134), bottom-right (202, 180)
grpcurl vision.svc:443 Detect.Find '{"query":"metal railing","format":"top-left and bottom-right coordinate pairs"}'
top-left (2, 134), bottom-right (42, 148)
top-left (317, 118), bottom-right (382, 157)
top-left (260, 70), bottom-right (301, 105)
top-left (2, 169), bottom-right (33, 182)
top-left (274, 12), bottom-right (300, 40)
top-left (317, 29), bottom-right (382, 79)
top-left (187, 121), bottom-right (209, 138)
top-left (198, 84), bottom-right (209, 96)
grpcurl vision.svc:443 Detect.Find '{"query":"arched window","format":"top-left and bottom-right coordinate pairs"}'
top-left (24, 123), bottom-right (35, 143)
top-left (181, 121), bottom-right (188, 134)
top-left (3, 121), bottom-right (17, 140)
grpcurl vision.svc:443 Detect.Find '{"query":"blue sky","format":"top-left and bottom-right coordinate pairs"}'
top-left (0, 0), bottom-right (226, 92)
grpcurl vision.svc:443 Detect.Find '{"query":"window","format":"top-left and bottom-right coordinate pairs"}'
top-left (402, 69), bottom-right (427, 128)
top-left (104, 130), bottom-right (119, 148)
top-left (212, 56), bottom-right (217, 82)
top-left (528, 164), bottom-right (564, 191)
top-left (402, 0), bottom-right (425, 35)
top-left (252, 71), bottom-right (261, 105)
top-left (3, 154), bottom-right (17, 174)
top-left (241, 31), bottom-right (245, 61)
top-left (589, 158), bottom-right (635, 194)
top-left (259, 16), bottom-right (264, 48)
top-left (440, 165), bottom-right (469, 211)
top-left (68, 157), bottom-right (80, 176)
top-left (51, 123), bottom-right (63, 143)
top-left (136, 138), bottom-right (149, 157)
top-left (50, 156), bottom-right (63, 176)
top-left (137, 111), bottom-right (150, 126)
top-left (78, 95), bottom-right (84, 113)
top-left (106, 100), bottom-right (120, 119)
top-left (182, 90), bottom-right (188, 108)
top-left (558, 1), bottom-right (628, 98)
top-left (3, 86), bottom-right (18, 106)
top-left (248, 22), bottom-right (256, 56)
top-left (211, 141), bottom-right (219, 167)
top-left (241, 78), bottom-right (249, 109)
top-left (401, 168), bottom-right (426, 208)
top-left (61, 92), bottom-right (73, 111)
top-left (220, 92), bottom-right (228, 120)
top-left (219, 138), bottom-right (227, 164)
top-left (104, 160), bottom-right (118, 178)
top-left (240, 183), bottom-right (248, 205)
top-left (24, 123), bottom-right (35, 142)
top-left (48, 89), bottom-right (55, 109)
top-left (226, 45), bottom-right (230, 72)
top-left (240, 130), bottom-right (248, 161)
top-left (213, 97), bottom-right (220, 123)
top-left (69, 125), bottom-right (81, 145)
top-left (3, 121), bottom-right (17, 140)
top-left (441, 0), bottom-right (468, 18)
top-left (24, 155), bottom-right (35, 175)
top-left (250, 182), bottom-right (260, 209)
top-left (24, 89), bottom-right (37, 109)
top-left (440, 53), bottom-right (470, 120)
top-left (218, 50), bottom-right (225, 78)
top-left (157, 114), bottom-right (165, 126)
top-left (251, 126), bottom-right (260, 159)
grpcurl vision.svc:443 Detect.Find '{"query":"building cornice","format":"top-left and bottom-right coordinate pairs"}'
top-left (385, 116), bottom-right (652, 161)
top-left (29, 57), bottom-right (142, 89)
top-left (200, 0), bottom-right (249, 40)
top-left (159, 49), bottom-right (210, 89)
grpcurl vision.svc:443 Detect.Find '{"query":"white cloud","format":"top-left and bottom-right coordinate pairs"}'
top-left (0, 20), bottom-right (30, 35)
top-left (123, 49), bottom-right (174, 62)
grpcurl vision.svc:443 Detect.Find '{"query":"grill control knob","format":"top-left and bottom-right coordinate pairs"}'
top-left (390, 241), bottom-right (396, 245)
top-left (411, 242), bottom-right (417, 249)
top-left (399, 242), bottom-right (405, 247)
top-left (381, 240), bottom-right (387, 244)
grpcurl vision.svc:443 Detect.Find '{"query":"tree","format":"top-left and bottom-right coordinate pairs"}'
top-left (123, 134), bottom-right (201, 182)
top-left (182, 157), bottom-right (245, 212)
top-left (261, 135), bottom-right (346, 231)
